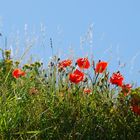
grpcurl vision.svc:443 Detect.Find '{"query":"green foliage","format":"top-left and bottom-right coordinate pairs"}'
top-left (0, 49), bottom-right (140, 140)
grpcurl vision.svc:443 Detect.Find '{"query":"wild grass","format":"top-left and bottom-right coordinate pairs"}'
top-left (0, 47), bottom-right (140, 140)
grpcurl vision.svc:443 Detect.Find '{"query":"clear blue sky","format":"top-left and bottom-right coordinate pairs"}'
top-left (0, 0), bottom-right (140, 85)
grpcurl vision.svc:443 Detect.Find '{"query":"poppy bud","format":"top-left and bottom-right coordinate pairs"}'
top-left (58, 58), bottom-right (60, 61)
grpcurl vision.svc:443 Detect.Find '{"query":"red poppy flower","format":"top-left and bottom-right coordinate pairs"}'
top-left (76, 58), bottom-right (90, 69)
top-left (69, 69), bottom-right (84, 84)
top-left (84, 88), bottom-right (92, 94)
top-left (131, 105), bottom-right (140, 116)
top-left (95, 61), bottom-right (108, 73)
top-left (121, 84), bottom-right (132, 96)
top-left (58, 59), bottom-right (72, 69)
top-left (110, 71), bottom-right (124, 87)
top-left (12, 68), bottom-right (26, 78)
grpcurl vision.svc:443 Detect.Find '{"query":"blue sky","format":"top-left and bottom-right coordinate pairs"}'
top-left (0, 0), bottom-right (140, 85)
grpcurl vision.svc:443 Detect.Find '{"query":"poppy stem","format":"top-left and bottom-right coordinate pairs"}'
top-left (93, 73), bottom-right (99, 86)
